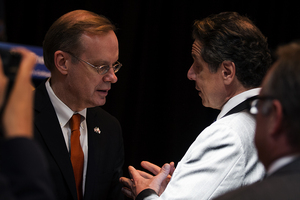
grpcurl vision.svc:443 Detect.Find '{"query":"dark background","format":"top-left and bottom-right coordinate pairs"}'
top-left (1, 0), bottom-right (300, 193)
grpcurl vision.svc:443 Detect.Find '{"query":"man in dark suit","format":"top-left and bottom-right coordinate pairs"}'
top-left (213, 41), bottom-right (300, 200)
top-left (34, 10), bottom-right (124, 200)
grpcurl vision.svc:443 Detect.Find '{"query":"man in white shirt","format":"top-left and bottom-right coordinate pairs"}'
top-left (120, 12), bottom-right (271, 200)
top-left (213, 41), bottom-right (300, 200)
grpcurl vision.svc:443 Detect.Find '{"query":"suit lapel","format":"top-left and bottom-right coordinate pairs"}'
top-left (84, 108), bottom-right (98, 200)
top-left (34, 82), bottom-right (77, 200)
top-left (85, 107), bottom-right (113, 200)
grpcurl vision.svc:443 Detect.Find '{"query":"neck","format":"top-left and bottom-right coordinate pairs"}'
top-left (221, 83), bottom-right (248, 109)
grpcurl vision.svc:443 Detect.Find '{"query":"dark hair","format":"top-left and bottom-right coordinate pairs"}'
top-left (43, 10), bottom-right (116, 71)
top-left (264, 41), bottom-right (300, 147)
top-left (192, 12), bottom-right (271, 88)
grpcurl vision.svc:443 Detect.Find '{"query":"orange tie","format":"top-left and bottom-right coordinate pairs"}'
top-left (70, 114), bottom-right (84, 200)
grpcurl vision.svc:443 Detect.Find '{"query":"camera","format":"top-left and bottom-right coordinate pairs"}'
top-left (0, 48), bottom-right (22, 80)
top-left (0, 48), bottom-right (22, 115)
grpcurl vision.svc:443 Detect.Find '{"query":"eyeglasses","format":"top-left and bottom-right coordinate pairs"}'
top-left (246, 96), bottom-right (276, 115)
top-left (64, 51), bottom-right (122, 75)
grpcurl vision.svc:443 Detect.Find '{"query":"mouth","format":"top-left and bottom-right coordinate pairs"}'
top-left (195, 87), bottom-right (202, 96)
top-left (97, 89), bottom-right (110, 95)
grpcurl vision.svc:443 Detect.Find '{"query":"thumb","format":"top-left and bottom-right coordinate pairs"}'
top-left (151, 164), bottom-right (170, 188)
top-left (160, 164), bottom-right (171, 176)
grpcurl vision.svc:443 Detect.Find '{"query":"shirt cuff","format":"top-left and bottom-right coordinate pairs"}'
top-left (136, 189), bottom-right (158, 200)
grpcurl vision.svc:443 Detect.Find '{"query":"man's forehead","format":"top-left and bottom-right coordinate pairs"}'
top-left (191, 40), bottom-right (202, 58)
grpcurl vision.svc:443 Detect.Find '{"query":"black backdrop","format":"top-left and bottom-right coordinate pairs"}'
top-left (3, 0), bottom-right (300, 193)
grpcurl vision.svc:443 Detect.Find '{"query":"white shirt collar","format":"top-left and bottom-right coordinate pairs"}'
top-left (267, 154), bottom-right (300, 176)
top-left (45, 78), bottom-right (86, 128)
top-left (216, 88), bottom-right (261, 120)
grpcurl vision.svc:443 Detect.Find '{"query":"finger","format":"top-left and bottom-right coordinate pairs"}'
top-left (12, 48), bottom-right (37, 80)
top-left (137, 170), bottom-right (153, 179)
top-left (128, 166), bottom-right (141, 181)
top-left (155, 163), bottom-right (171, 183)
top-left (119, 177), bottom-right (133, 189)
top-left (169, 162), bottom-right (176, 176)
top-left (141, 161), bottom-right (161, 175)
top-left (121, 187), bottom-right (135, 199)
top-left (148, 163), bottom-right (171, 193)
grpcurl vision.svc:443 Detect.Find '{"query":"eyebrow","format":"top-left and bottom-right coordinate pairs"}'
top-left (88, 59), bottom-right (116, 66)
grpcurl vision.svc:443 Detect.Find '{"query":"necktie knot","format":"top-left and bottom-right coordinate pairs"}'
top-left (70, 114), bottom-right (81, 132)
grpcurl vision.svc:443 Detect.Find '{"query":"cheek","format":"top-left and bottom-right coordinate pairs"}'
top-left (70, 72), bottom-right (97, 95)
top-left (195, 73), bottom-right (204, 87)
top-left (81, 77), bottom-right (98, 93)
top-left (254, 121), bottom-right (266, 153)
top-left (197, 75), bottom-right (214, 95)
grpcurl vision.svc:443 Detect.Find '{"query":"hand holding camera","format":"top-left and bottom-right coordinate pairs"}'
top-left (0, 48), bottom-right (37, 139)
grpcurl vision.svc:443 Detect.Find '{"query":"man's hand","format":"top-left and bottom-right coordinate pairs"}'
top-left (140, 161), bottom-right (175, 195)
top-left (120, 163), bottom-right (171, 199)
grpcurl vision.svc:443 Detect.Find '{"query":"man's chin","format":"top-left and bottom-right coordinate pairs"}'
top-left (89, 98), bottom-right (106, 108)
top-left (97, 99), bottom-right (106, 106)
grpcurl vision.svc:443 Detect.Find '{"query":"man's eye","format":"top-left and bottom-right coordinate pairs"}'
top-left (98, 65), bottom-right (108, 69)
top-left (193, 64), bottom-right (202, 73)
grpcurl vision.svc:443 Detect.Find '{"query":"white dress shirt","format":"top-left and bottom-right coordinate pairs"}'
top-left (45, 79), bottom-right (88, 194)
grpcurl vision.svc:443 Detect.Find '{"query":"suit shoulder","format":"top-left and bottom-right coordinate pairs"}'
top-left (88, 107), bottom-right (120, 124)
top-left (214, 173), bottom-right (300, 200)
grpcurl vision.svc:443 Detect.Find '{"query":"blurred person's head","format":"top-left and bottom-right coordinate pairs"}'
top-left (253, 41), bottom-right (300, 169)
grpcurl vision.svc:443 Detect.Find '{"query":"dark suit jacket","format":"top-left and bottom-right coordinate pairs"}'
top-left (214, 157), bottom-right (300, 200)
top-left (34, 81), bottom-right (124, 200)
top-left (0, 138), bottom-right (55, 200)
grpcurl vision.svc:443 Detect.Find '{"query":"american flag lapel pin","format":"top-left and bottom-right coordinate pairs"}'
top-left (94, 127), bottom-right (101, 134)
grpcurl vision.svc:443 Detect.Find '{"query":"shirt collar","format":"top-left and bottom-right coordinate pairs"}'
top-left (216, 88), bottom-right (261, 120)
top-left (267, 154), bottom-right (300, 176)
top-left (45, 78), bottom-right (87, 128)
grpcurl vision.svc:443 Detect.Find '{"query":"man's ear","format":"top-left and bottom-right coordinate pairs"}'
top-left (221, 61), bottom-right (235, 85)
top-left (54, 50), bottom-right (68, 75)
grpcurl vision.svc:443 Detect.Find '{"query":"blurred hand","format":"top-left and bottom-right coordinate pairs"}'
top-left (0, 53), bottom-right (8, 108)
top-left (0, 48), bottom-right (37, 138)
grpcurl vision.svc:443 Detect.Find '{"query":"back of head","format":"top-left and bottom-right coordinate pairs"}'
top-left (43, 10), bottom-right (116, 71)
top-left (193, 12), bottom-right (271, 88)
top-left (264, 41), bottom-right (300, 148)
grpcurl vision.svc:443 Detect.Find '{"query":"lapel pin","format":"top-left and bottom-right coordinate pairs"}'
top-left (94, 127), bottom-right (101, 134)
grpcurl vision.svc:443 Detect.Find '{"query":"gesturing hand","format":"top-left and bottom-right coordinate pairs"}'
top-left (139, 161), bottom-right (175, 195)
top-left (119, 163), bottom-right (172, 199)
